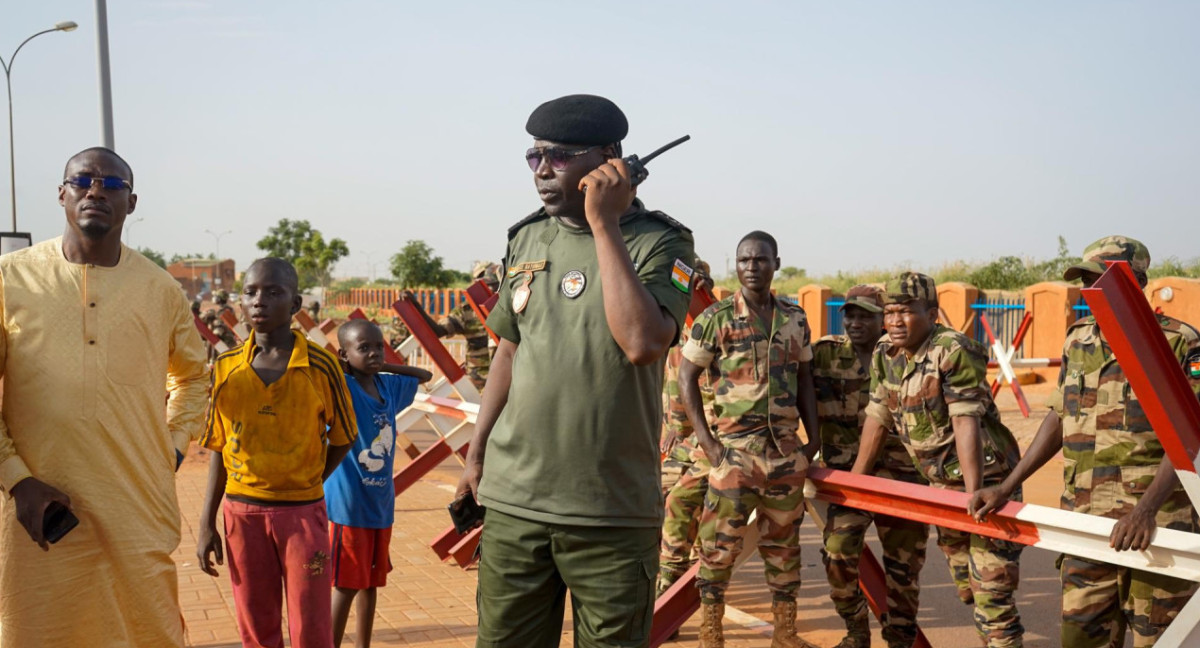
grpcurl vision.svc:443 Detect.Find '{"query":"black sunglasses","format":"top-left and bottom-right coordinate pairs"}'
top-left (524, 146), bottom-right (597, 172)
top-left (62, 175), bottom-right (132, 191)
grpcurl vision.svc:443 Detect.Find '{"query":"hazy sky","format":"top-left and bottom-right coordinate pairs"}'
top-left (3, 1), bottom-right (1197, 280)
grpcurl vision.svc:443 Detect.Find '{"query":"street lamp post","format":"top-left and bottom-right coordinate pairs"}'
top-left (124, 217), bottom-right (144, 247)
top-left (1, 21), bottom-right (78, 233)
top-left (204, 229), bottom-right (232, 260)
top-left (204, 229), bottom-right (231, 290)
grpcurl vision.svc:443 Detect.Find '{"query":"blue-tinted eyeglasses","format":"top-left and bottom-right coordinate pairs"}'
top-left (62, 175), bottom-right (132, 191)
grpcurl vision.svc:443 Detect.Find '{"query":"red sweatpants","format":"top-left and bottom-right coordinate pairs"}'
top-left (223, 499), bottom-right (333, 648)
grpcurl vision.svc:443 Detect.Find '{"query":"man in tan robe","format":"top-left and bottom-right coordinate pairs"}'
top-left (0, 147), bottom-right (209, 646)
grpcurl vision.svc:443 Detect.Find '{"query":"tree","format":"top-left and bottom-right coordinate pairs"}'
top-left (389, 240), bottom-right (452, 288)
top-left (256, 219), bottom-right (349, 290)
top-left (295, 231), bottom-right (350, 292)
top-left (168, 252), bottom-right (216, 264)
top-left (138, 247), bottom-right (167, 268)
top-left (1032, 235), bottom-right (1081, 283)
top-left (778, 266), bottom-right (806, 281)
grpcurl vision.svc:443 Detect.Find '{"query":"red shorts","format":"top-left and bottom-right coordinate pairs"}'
top-left (330, 523), bottom-right (393, 589)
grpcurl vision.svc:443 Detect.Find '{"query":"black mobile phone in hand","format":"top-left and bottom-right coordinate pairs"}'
top-left (43, 502), bottom-right (79, 544)
top-left (447, 494), bottom-right (486, 535)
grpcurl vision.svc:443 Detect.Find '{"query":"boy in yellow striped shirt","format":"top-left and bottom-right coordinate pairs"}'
top-left (196, 257), bottom-right (357, 648)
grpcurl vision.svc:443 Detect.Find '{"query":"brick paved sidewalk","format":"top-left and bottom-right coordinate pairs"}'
top-left (176, 386), bottom-right (1063, 648)
top-left (174, 443), bottom-right (788, 648)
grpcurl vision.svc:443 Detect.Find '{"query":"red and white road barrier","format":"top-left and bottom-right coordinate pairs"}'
top-left (218, 309), bottom-right (248, 342)
top-left (687, 283), bottom-right (716, 328)
top-left (805, 468), bottom-right (1200, 582)
top-left (979, 311), bottom-right (1032, 417)
top-left (388, 297), bottom-right (484, 510)
top-left (986, 357), bottom-right (1061, 370)
top-left (293, 309), bottom-right (335, 352)
top-left (193, 314), bottom-right (231, 354)
top-left (464, 280), bottom-right (500, 345)
top-left (392, 297), bottom-right (481, 405)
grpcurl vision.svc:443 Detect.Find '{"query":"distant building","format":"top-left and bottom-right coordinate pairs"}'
top-left (168, 258), bottom-right (236, 300)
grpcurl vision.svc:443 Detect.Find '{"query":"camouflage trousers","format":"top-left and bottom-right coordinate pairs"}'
top-left (936, 526), bottom-right (1024, 648)
top-left (1060, 554), bottom-right (1198, 647)
top-left (658, 451), bottom-right (712, 594)
top-left (821, 503), bottom-right (929, 646)
top-left (464, 359), bottom-right (489, 393)
top-left (697, 444), bottom-right (808, 604)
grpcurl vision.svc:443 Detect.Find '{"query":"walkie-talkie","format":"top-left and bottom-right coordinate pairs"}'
top-left (624, 135), bottom-right (691, 186)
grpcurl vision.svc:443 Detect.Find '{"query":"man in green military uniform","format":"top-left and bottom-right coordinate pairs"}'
top-left (658, 259), bottom-right (716, 597)
top-left (402, 262), bottom-right (499, 392)
top-left (814, 284), bottom-right (929, 648)
top-left (851, 272), bottom-right (1024, 648)
top-left (456, 94), bottom-right (694, 648)
top-left (681, 231), bottom-right (820, 648)
top-left (969, 236), bottom-right (1200, 647)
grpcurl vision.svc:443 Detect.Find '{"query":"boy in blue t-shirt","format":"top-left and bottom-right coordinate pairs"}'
top-left (327, 320), bottom-right (431, 647)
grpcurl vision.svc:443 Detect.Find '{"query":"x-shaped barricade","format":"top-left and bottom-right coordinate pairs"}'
top-left (193, 314), bottom-right (233, 354)
top-left (978, 312), bottom-right (1032, 418)
top-left (417, 281), bottom-right (497, 567)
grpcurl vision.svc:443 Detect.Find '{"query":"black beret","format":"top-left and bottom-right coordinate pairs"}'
top-left (525, 94), bottom-right (628, 146)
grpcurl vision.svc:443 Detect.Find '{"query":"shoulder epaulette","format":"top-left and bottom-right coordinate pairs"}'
top-left (815, 334), bottom-right (846, 346)
top-left (643, 210), bottom-right (692, 233)
top-left (507, 209), bottom-right (550, 238)
top-left (1160, 313), bottom-right (1200, 343)
top-left (704, 297), bottom-right (735, 317)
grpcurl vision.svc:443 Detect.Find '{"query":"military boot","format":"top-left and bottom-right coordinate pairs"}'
top-left (699, 601), bottom-right (725, 648)
top-left (833, 612), bottom-right (871, 648)
top-left (770, 600), bottom-right (820, 648)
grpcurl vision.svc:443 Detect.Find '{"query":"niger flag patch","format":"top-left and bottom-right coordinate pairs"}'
top-left (671, 258), bottom-right (694, 293)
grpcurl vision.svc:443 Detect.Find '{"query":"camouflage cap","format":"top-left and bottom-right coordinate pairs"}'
top-left (1063, 235), bottom-right (1150, 281)
top-left (840, 284), bottom-right (883, 313)
top-left (472, 261), bottom-right (499, 280)
top-left (883, 272), bottom-right (937, 305)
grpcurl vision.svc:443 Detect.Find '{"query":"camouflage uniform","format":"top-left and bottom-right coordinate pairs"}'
top-left (683, 290), bottom-right (814, 604)
top-left (867, 273), bottom-right (1025, 648)
top-left (1049, 236), bottom-right (1200, 647)
top-left (438, 305), bottom-right (492, 392)
top-left (657, 327), bottom-right (718, 595)
top-left (814, 333), bottom-right (929, 647)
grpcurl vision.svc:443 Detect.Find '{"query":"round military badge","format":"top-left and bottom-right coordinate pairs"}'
top-left (560, 270), bottom-right (586, 299)
top-left (512, 282), bottom-right (531, 313)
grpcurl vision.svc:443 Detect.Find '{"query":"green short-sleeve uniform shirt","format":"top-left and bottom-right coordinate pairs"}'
top-left (864, 325), bottom-right (1020, 488)
top-left (480, 199), bottom-right (696, 527)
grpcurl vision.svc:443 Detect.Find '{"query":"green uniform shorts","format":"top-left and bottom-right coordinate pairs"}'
top-left (475, 508), bottom-right (659, 648)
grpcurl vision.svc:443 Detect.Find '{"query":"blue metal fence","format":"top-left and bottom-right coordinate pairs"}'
top-left (971, 298), bottom-right (1026, 360)
top-left (1073, 297), bottom-right (1092, 320)
top-left (826, 300), bottom-right (846, 336)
